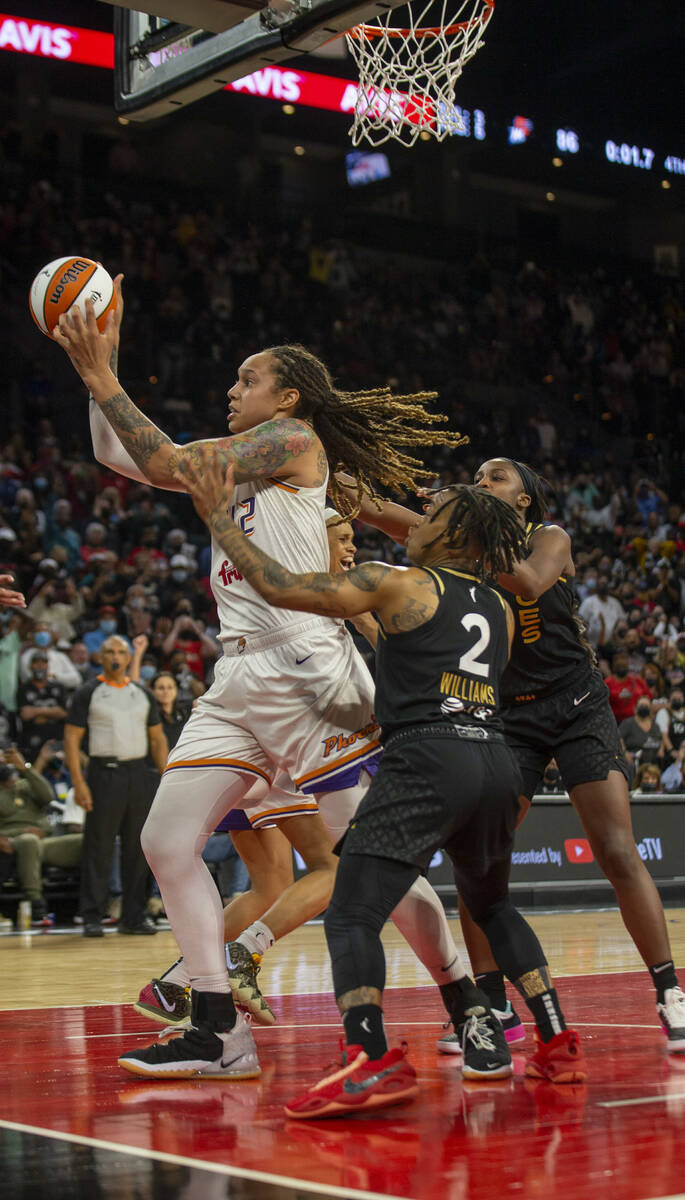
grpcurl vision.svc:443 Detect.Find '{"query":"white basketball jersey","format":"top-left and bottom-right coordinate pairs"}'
top-left (211, 473), bottom-right (332, 641)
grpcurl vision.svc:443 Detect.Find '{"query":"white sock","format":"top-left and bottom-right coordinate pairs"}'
top-left (160, 956), bottom-right (191, 988)
top-left (238, 920), bottom-right (275, 958)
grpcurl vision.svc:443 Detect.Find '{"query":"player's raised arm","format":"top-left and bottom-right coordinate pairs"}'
top-left (53, 290), bottom-right (184, 490)
top-left (334, 472), bottom-right (417, 544)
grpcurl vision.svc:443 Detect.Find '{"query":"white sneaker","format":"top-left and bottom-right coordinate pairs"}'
top-left (118, 1009), bottom-right (261, 1078)
top-left (658, 986), bottom-right (685, 1053)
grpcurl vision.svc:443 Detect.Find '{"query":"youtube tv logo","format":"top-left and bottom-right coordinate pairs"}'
top-left (564, 838), bottom-right (594, 864)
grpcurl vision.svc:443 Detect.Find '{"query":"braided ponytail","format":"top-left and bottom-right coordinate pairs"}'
top-left (265, 344), bottom-right (468, 519)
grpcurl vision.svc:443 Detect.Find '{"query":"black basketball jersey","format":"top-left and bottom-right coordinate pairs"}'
top-left (374, 567), bottom-right (510, 734)
top-left (497, 523), bottom-right (592, 705)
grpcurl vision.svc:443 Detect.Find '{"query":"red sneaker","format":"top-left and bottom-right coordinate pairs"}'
top-left (524, 1029), bottom-right (586, 1083)
top-left (284, 1042), bottom-right (419, 1120)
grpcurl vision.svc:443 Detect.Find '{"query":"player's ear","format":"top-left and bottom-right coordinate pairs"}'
top-left (279, 387), bottom-right (300, 416)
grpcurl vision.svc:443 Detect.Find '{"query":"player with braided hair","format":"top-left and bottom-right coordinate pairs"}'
top-left (338, 455), bottom-right (685, 1056)
top-left (168, 453), bottom-right (586, 1111)
top-left (53, 292), bottom-right (473, 1081)
top-left (264, 343), bottom-right (467, 519)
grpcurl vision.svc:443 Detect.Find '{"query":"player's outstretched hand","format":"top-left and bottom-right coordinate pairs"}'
top-left (171, 444), bottom-right (236, 524)
top-left (0, 575), bottom-right (25, 609)
top-left (52, 297), bottom-right (117, 387)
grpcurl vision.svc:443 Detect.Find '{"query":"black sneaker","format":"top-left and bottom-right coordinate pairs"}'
top-left (118, 919), bottom-right (157, 935)
top-left (461, 1008), bottom-right (513, 1080)
top-left (118, 1009), bottom-right (261, 1079)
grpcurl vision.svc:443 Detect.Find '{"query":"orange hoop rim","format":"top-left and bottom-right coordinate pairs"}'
top-left (347, 0), bottom-right (493, 39)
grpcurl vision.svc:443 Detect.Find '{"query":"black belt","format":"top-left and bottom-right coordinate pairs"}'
top-left (89, 756), bottom-right (148, 770)
top-left (384, 723), bottom-right (505, 748)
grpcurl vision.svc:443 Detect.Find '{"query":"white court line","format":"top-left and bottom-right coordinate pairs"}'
top-left (1, 966), bottom-right (650, 1014)
top-left (0, 1119), bottom-right (408, 1200)
top-left (598, 1094), bottom-right (685, 1109)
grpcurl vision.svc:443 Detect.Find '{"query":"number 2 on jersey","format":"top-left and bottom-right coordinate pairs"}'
top-left (232, 496), bottom-right (256, 537)
top-left (458, 613), bottom-right (491, 678)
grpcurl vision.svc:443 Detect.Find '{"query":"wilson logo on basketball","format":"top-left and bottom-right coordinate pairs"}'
top-left (48, 260), bottom-right (92, 303)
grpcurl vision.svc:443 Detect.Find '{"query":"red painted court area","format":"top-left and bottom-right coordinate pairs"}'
top-left (2, 974), bottom-right (685, 1200)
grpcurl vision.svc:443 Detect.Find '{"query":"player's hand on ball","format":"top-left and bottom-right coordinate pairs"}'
top-left (52, 298), bottom-right (117, 385)
top-left (171, 444), bottom-right (236, 523)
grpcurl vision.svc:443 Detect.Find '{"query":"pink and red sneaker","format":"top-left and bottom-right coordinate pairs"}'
top-left (284, 1042), bottom-right (419, 1120)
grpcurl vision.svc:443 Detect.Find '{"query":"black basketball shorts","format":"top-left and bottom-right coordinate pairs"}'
top-left (340, 726), bottom-right (522, 877)
top-left (502, 668), bottom-right (630, 800)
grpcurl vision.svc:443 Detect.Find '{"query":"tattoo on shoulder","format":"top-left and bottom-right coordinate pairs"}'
top-left (387, 573), bottom-right (439, 633)
top-left (229, 419), bottom-right (316, 481)
top-left (347, 563), bottom-right (392, 593)
top-left (312, 446), bottom-right (328, 487)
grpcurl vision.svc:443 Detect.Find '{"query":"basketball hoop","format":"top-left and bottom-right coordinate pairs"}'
top-left (345, 0), bottom-right (494, 148)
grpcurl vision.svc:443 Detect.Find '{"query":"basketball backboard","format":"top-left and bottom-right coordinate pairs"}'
top-left (108, 0), bottom-right (410, 119)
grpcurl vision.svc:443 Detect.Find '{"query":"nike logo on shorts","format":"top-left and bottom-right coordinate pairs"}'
top-left (360, 1017), bottom-right (371, 1034)
top-left (573, 691), bottom-right (591, 707)
top-left (296, 653), bottom-right (314, 665)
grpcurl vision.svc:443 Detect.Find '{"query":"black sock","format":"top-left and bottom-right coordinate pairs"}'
top-left (520, 987), bottom-right (566, 1043)
top-left (649, 960), bottom-right (678, 1004)
top-left (475, 970), bottom-right (507, 1011)
top-left (191, 990), bottom-right (237, 1033)
top-left (440, 976), bottom-right (490, 1026)
top-left (342, 1004), bottom-right (387, 1060)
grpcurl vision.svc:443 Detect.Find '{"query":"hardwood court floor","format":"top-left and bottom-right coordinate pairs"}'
top-left (2, 910), bottom-right (685, 1200)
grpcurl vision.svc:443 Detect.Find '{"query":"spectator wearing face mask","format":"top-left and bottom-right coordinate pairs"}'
top-left (631, 762), bottom-right (664, 796)
top-left (578, 576), bottom-right (626, 646)
top-left (605, 651), bottom-right (653, 723)
top-left (619, 698), bottom-right (666, 770)
top-left (660, 690), bottom-right (685, 760)
top-left (19, 624), bottom-right (81, 689)
top-left (17, 651), bottom-right (68, 759)
top-left (128, 635), bottom-right (159, 687)
top-left (83, 606), bottom-right (122, 659)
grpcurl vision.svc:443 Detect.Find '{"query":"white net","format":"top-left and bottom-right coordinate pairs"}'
top-left (345, 0), bottom-right (494, 147)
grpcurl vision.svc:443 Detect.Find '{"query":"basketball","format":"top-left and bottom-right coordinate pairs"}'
top-left (29, 256), bottom-right (117, 337)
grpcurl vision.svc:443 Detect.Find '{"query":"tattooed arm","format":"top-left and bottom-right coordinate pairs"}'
top-left (53, 287), bottom-right (184, 488)
top-left (55, 296), bottom-right (324, 491)
top-left (172, 444), bottom-right (440, 631)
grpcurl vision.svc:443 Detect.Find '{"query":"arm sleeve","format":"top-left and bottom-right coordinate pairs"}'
top-left (90, 398), bottom-right (151, 485)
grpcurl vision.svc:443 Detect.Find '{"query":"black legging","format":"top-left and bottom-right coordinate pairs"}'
top-left (326, 848), bottom-right (549, 998)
